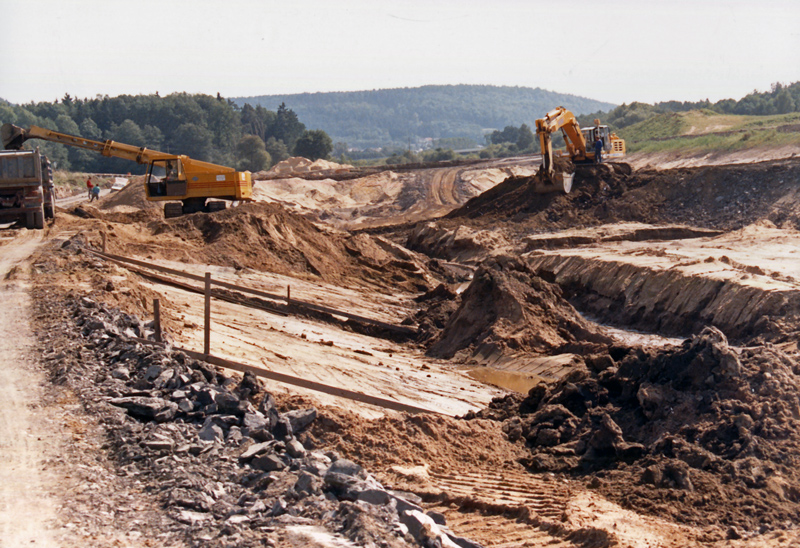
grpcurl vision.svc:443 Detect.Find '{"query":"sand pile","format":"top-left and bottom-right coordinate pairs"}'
top-left (449, 158), bottom-right (800, 233)
top-left (96, 176), bottom-right (160, 213)
top-left (470, 327), bottom-right (800, 537)
top-left (144, 202), bottom-right (433, 292)
top-left (255, 156), bottom-right (353, 180)
top-left (422, 256), bottom-right (611, 360)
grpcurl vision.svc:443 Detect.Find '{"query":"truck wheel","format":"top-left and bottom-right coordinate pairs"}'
top-left (25, 212), bottom-right (35, 229)
top-left (34, 209), bottom-right (44, 229)
top-left (207, 201), bottom-right (226, 213)
top-left (44, 204), bottom-right (55, 219)
top-left (164, 202), bottom-right (183, 218)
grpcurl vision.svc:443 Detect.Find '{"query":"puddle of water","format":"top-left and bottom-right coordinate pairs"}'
top-left (464, 367), bottom-right (542, 394)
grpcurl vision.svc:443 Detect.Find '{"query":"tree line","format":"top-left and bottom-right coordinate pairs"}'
top-left (577, 81), bottom-right (800, 132)
top-left (0, 93), bottom-right (333, 174)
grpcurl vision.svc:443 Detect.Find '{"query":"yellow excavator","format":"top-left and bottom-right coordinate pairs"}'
top-left (1, 123), bottom-right (252, 218)
top-left (533, 106), bottom-right (625, 193)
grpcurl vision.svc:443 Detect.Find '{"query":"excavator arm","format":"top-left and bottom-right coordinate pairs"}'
top-left (535, 107), bottom-right (588, 180)
top-left (2, 124), bottom-right (176, 163)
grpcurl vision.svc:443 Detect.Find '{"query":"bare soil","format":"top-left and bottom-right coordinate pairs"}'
top-left (4, 151), bottom-right (800, 547)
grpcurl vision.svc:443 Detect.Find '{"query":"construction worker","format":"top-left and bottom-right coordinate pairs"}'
top-left (594, 136), bottom-right (603, 164)
top-left (86, 176), bottom-right (93, 199)
top-left (90, 184), bottom-right (101, 202)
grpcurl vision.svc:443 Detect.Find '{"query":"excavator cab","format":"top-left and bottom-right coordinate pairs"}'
top-left (146, 158), bottom-right (187, 197)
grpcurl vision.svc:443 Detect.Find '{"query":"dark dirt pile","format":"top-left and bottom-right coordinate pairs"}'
top-left (416, 256), bottom-right (611, 359)
top-left (469, 327), bottom-right (800, 539)
top-left (448, 158), bottom-right (800, 234)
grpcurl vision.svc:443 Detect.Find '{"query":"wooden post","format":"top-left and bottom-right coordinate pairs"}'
top-left (153, 298), bottom-right (162, 343)
top-left (204, 272), bottom-right (211, 355)
top-left (101, 231), bottom-right (107, 253)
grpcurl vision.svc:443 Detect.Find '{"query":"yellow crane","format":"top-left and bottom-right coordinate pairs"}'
top-left (1, 123), bottom-right (252, 218)
top-left (533, 107), bottom-right (625, 193)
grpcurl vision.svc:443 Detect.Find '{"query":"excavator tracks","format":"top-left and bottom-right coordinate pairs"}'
top-left (425, 469), bottom-right (581, 547)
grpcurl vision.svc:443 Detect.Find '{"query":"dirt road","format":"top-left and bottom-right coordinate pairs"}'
top-left (0, 229), bottom-right (61, 547)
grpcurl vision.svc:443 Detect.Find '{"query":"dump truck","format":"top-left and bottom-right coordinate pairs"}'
top-left (2, 123), bottom-right (251, 218)
top-left (532, 107), bottom-right (626, 193)
top-left (0, 148), bottom-right (55, 229)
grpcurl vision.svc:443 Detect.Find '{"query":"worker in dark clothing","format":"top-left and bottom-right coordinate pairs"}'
top-left (594, 136), bottom-right (603, 164)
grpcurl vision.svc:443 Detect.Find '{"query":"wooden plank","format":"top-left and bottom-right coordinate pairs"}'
top-left (87, 248), bottom-right (414, 336)
top-left (130, 337), bottom-right (443, 416)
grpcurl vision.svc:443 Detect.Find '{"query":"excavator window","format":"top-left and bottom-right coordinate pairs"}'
top-left (146, 159), bottom-right (185, 197)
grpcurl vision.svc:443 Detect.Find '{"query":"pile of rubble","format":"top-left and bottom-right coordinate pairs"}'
top-left (36, 291), bottom-right (484, 547)
top-left (468, 327), bottom-right (800, 539)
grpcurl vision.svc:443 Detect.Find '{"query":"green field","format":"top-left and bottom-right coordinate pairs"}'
top-left (620, 110), bottom-right (800, 154)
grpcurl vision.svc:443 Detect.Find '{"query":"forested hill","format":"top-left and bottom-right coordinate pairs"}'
top-left (234, 85), bottom-right (615, 149)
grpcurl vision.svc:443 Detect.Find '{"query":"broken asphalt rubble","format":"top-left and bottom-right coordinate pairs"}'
top-left (38, 292), bottom-right (486, 547)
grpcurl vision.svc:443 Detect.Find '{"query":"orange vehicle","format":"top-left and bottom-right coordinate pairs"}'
top-left (2, 123), bottom-right (252, 218)
top-left (534, 107), bottom-right (626, 193)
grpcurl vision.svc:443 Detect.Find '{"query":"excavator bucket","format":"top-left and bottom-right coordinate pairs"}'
top-left (1, 123), bottom-right (27, 150)
top-left (532, 170), bottom-right (573, 194)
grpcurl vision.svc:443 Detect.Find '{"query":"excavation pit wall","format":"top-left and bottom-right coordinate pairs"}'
top-left (524, 250), bottom-right (800, 344)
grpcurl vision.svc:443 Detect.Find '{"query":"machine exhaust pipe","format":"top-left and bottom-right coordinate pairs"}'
top-left (1, 123), bottom-right (29, 150)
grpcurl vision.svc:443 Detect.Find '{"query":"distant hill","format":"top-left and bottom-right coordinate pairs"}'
top-left (233, 85), bottom-right (615, 149)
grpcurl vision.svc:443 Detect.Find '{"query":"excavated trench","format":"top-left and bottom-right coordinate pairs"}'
top-left (525, 251), bottom-right (800, 344)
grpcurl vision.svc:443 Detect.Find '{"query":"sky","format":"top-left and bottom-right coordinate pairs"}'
top-left (1, 0), bottom-right (798, 106)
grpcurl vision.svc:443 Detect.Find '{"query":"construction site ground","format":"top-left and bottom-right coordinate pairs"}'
top-left (2, 152), bottom-right (800, 547)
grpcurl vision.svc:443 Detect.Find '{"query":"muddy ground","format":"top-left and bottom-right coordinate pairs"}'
top-left (2, 154), bottom-right (800, 547)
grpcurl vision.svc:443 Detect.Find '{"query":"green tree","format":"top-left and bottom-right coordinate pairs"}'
top-left (235, 135), bottom-right (271, 172)
top-left (776, 89), bottom-right (795, 114)
top-left (170, 122), bottom-right (214, 160)
top-left (516, 123), bottom-right (535, 151)
top-left (293, 129), bottom-right (332, 160)
top-left (264, 137), bottom-right (289, 165)
top-left (272, 103), bottom-right (305, 149)
top-left (79, 118), bottom-right (103, 140)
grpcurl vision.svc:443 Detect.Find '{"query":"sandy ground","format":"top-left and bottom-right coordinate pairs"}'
top-left (0, 229), bottom-right (61, 547)
top-left (4, 148), bottom-right (800, 547)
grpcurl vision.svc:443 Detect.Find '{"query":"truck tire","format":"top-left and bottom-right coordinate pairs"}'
top-left (164, 202), bottom-right (183, 218)
top-left (25, 212), bottom-right (35, 229)
top-left (34, 209), bottom-right (44, 229)
top-left (44, 204), bottom-right (55, 219)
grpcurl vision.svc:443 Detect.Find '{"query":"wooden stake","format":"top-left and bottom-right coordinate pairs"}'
top-left (153, 298), bottom-right (162, 343)
top-left (204, 272), bottom-right (211, 355)
top-left (101, 231), bottom-right (107, 253)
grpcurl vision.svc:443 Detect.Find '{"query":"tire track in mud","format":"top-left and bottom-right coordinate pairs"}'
top-left (426, 470), bottom-right (579, 547)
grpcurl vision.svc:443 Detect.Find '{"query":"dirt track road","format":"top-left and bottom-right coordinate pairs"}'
top-left (0, 229), bottom-right (61, 547)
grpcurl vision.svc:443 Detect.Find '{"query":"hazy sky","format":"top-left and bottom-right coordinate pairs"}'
top-left (2, 0), bottom-right (798, 106)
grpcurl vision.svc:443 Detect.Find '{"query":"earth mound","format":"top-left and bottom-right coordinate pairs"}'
top-left (449, 158), bottom-right (800, 233)
top-left (425, 256), bottom-right (611, 360)
top-left (470, 327), bottom-right (800, 536)
top-left (146, 201), bottom-right (433, 292)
